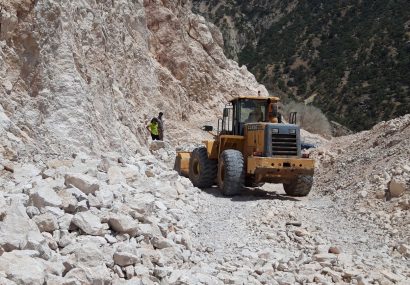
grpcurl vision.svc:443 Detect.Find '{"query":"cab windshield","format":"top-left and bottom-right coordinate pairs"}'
top-left (239, 99), bottom-right (267, 123)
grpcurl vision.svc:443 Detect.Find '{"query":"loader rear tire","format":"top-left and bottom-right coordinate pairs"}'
top-left (189, 147), bottom-right (217, 188)
top-left (217, 150), bottom-right (245, 196)
top-left (283, 175), bottom-right (313, 197)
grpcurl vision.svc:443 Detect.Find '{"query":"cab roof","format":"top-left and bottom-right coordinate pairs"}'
top-left (229, 96), bottom-right (280, 103)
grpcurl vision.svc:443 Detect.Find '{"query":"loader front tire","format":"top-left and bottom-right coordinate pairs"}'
top-left (217, 150), bottom-right (245, 196)
top-left (189, 147), bottom-right (217, 188)
top-left (283, 175), bottom-right (313, 197)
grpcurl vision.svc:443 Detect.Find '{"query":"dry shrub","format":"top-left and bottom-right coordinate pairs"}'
top-left (281, 101), bottom-right (332, 138)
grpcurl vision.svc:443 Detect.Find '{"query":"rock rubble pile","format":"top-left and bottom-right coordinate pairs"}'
top-left (0, 120), bottom-right (409, 285)
top-left (308, 114), bottom-right (410, 284)
top-left (0, 145), bottom-right (216, 284)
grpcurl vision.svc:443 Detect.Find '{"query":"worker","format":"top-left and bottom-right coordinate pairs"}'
top-left (157, 112), bottom-right (164, 140)
top-left (245, 109), bottom-right (263, 123)
top-left (147, 118), bottom-right (160, 141)
top-left (245, 111), bottom-right (258, 123)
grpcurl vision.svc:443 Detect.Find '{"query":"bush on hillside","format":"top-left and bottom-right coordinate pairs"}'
top-left (281, 101), bottom-right (332, 138)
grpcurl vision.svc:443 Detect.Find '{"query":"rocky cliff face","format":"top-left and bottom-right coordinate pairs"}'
top-left (0, 0), bottom-right (267, 160)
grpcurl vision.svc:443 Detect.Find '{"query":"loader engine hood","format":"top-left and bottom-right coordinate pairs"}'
top-left (245, 123), bottom-right (301, 157)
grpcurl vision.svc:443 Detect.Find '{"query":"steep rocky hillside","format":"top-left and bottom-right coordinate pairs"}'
top-left (192, 0), bottom-right (410, 131)
top-left (0, 0), bottom-right (266, 160)
top-left (0, 112), bottom-right (408, 284)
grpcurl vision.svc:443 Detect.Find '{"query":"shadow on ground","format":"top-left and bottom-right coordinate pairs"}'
top-left (201, 186), bottom-right (300, 202)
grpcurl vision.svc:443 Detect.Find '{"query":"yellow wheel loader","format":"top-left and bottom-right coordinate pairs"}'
top-left (174, 96), bottom-right (315, 196)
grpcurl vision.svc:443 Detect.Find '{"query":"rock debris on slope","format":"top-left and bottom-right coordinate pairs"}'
top-left (0, 115), bottom-right (409, 284)
top-left (0, 147), bottom-right (206, 285)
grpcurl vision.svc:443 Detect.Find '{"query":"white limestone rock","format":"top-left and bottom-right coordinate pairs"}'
top-left (97, 158), bottom-right (111, 173)
top-left (122, 164), bottom-right (144, 183)
top-left (108, 213), bottom-right (139, 236)
top-left (72, 211), bottom-right (105, 236)
top-left (113, 251), bottom-right (140, 266)
top-left (152, 236), bottom-right (176, 249)
top-left (74, 242), bottom-right (106, 267)
top-left (45, 275), bottom-right (80, 285)
top-left (107, 166), bottom-right (126, 185)
top-left (95, 188), bottom-right (114, 208)
top-left (58, 189), bottom-right (79, 213)
top-left (23, 230), bottom-right (52, 260)
top-left (398, 244), bottom-right (410, 257)
top-left (58, 214), bottom-right (74, 231)
top-left (0, 201), bottom-right (39, 251)
top-left (0, 276), bottom-right (17, 285)
top-left (0, 252), bottom-right (46, 285)
top-left (134, 264), bottom-right (150, 276)
top-left (13, 164), bottom-right (41, 182)
top-left (64, 173), bottom-right (100, 195)
top-left (313, 253), bottom-right (338, 262)
top-left (26, 206), bottom-right (40, 218)
top-left (137, 223), bottom-right (163, 239)
top-left (42, 232), bottom-right (58, 251)
top-left (32, 213), bottom-right (59, 233)
top-left (29, 186), bottom-right (62, 209)
top-left (64, 266), bottom-right (111, 285)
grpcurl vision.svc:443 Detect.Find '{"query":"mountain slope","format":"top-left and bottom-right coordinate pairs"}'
top-left (0, 0), bottom-right (266, 159)
top-left (193, 0), bottom-right (410, 131)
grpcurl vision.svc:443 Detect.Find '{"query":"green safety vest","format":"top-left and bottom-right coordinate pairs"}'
top-left (149, 122), bottom-right (159, 135)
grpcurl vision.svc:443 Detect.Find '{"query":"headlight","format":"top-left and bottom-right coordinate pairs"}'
top-left (289, 129), bottom-right (296, 134)
top-left (272, 128), bottom-right (279, 134)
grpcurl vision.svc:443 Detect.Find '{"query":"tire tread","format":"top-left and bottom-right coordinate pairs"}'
top-left (283, 175), bottom-right (313, 197)
top-left (218, 150), bottom-right (245, 196)
top-left (189, 147), bottom-right (217, 188)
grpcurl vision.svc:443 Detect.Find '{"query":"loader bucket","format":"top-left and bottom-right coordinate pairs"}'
top-left (174, 151), bottom-right (191, 177)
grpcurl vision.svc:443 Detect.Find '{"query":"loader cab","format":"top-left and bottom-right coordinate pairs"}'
top-left (219, 96), bottom-right (281, 135)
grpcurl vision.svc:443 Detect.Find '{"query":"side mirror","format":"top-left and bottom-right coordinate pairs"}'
top-left (223, 108), bottom-right (229, 117)
top-left (202, 125), bottom-right (213, 132)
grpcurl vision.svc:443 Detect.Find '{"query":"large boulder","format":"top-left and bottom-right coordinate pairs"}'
top-left (64, 173), bottom-right (100, 194)
top-left (107, 166), bottom-right (126, 185)
top-left (72, 211), bottom-right (105, 236)
top-left (64, 266), bottom-right (111, 284)
top-left (58, 189), bottom-right (78, 213)
top-left (108, 213), bottom-right (139, 236)
top-left (0, 201), bottom-right (39, 251)
top-left (32, 213), bottom-right (59, 233)
top-left (13, 164), bottom-right (41, 182)
top-left (29, 186), bottom-right (62, 209)
top-left (113, 251), bottom-right (140, 267)
top-left (74, 242), bottom-right (107, 267)
top-left (23, 231), bottom-right (52, 260)
top-left (0, 252), bottom-right (46, 285)
top-left (95, 187), bottom-right (114, 208)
